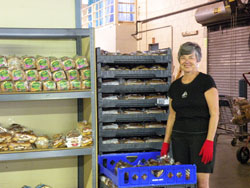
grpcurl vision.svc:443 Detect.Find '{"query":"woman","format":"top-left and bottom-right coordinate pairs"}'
top-left (161, 42), bottom-right (219, 188)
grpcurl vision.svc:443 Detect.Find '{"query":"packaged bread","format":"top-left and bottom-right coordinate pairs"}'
top-left (102, 123), bottom-right (119, 130)
top-left (102, 79), bottom-right (119, 85)
top-left (14, 81), bottom-right (29, 92)
top-left (66, 69), bottom-right (79, 80)
top-left (11, 69), bottom-right (25, 81)
top-left (131, 65), bottom-right (149, 70)
top-left (80, 68), bottom-right (90, 80)
top-left (43, 81), bottom-right (56, 91)
top-left (12, 131), bottom-right (37, 143)
top-left (0, 143), bottom-right (8, 151)
top-left (22, 56), bottom-right (36, 70)
top-left (146, 94), bottom-right (166, 99)
top-left (70, 80), bottom-right (81, 90)
top-left (25, 70), bottom-right (38, 81)
top-left (9, 141), bottom-right (32, 151)
top-left (146, 79), bottom-right (167, 85)
top-left (81, 135), bottom-right (93, 147)
top-left (125, 79), bottom-right (145, 85)
top-left (61, 58), bottom-right (75, 71)
top-left (7, 123), bottom-right (28, 135)
top-left (75, 56), bottom-right (89, 69)
top-left (0, 126), bottom-right (7, 133)
top-left (123, 123), bottom-right (144, 129)
top-left (50, 58), bottom-right (62, 72)
top-left (124, 94), bottom-right (145, 100)
top-left (82, 80), bottom-right (91, 89)
top-left (51, 134), bottom-right (66, 148)
top-left (1, 81), bottom-right (14, 92)
top-left (102, 138), bottom-right (119, 144)
top-left (29, 81), bottom-right (42, 92)
top-left (57, 80), bottom-right (70, 90)
top-left (66, 129), bottom-right (82, 148)
top-left (0, 69), bottom-right (11, 81)
top-left (36, 57), bottom-right (49, 70)
top-left (7, 56), bottom-right (22, 70)
top-left (77, 121), bottom-right (92, 136)
top-left (0, 132), bottom-right (12, 143)
top-left (150, 65), bottom-right (167, 70)
top-left (123, 137), bottom-right (144, 144)
top-left (123, 108), bottom-right (144, 114)
top-left (144, 137), bottom-right (164, 143)
top-left (145, 108), bottom-right (166, 114)
top-left (0, 56), bottom-right (8, 68)
top-left (38, 70), bottom-right (52, 81)
top-left (35, 136), bottom-right (49, 149)
top-left (52, 70), bottom-right (66, 82)
top-left (145, 122), bottom-right (165, 128)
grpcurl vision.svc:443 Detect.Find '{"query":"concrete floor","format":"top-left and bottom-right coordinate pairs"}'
top-left (210, 134), bottom-right (250, 188)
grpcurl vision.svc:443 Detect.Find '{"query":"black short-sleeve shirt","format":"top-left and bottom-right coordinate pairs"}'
top-left (169, 72), bottom-right (216, 133)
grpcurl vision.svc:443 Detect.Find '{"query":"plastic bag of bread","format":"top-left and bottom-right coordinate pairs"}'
top-left (125, 79), bottom-right (145, 85)
top-left (25, 70), bottom-right (38, 81)
top-left (22, 56), bottom-right (36, 70)
top-left (14, 81), bottom-right (29, 92)
top-left (66, 129), bottom-right (82, 148)
top-left (66, 69), bottom-right (79, 80)
top-left (11, 69), bottom-right (25, 81)
top-left (1, 81), bottom-right (14, 92)
top-left (0, 56), bottom-right (8, 68)
top-left (9, 141), bottom-right (33, 151)
top-left (57, 80), bottom-right (70, 90)
top-left (43, 81), bottom-right (56, 91)
top-left (7, 123), bottom-right (29, 135)
top-left (131, 65), bottom-right (149, 70)
top-left (146, 79), bottom-right (167, 85)
top-left (0, 143), bottom-right (8, 151)
top-left (70, 80), bottom-right (81, 90)
top-left (50, 58), bottom-right (62, 72)
top-left (35, 136), bottom-right (49, 149)
top-left (7, 56), bottom-right (22, 70)
top-left (0, 69), bottom-right (11, 81)
top-left (52, 70), bottom-right (66, 82)
top-left (81, 135), bottom-right (93, 147)
top-left (0, 132), bottom-right (12, 143)
top-left (35, 184), bottom-right (52, 188)
top-left (61, 57), bottom-right (75, 71)
top-left (38, 70), bottom-right (52, 81)
top-left (12, 131), bottom-right (37, 143)
top-left (82, 80), bottom-right (91, 89)
top-left (51, 133), bottom-right (66, 148)
top-left (36, 57), bottom-right (49, 70)
top-left (29, 81), bottom-right (42, 92)
top-left (77, 121), bottom-right (92, 136)
top-left (80, 68), bottom-right (90, 80)
top-left (75, 56), bottom-right (89, 69)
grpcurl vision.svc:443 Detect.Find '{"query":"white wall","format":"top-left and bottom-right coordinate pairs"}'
top-left (137, 0), bottom-right (209, 79)
top-left (95, 24), bottom-right (117, 52)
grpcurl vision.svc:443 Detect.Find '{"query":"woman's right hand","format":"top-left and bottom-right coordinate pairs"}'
top-left (160, 142), bottom-right (170, 156)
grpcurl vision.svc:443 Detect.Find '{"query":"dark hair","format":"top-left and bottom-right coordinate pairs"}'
top-left (178, 42), bottom-right (202, 62)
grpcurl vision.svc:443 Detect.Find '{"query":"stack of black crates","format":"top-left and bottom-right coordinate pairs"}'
top-left (96, 47), bottom-right (172, 154)
top-left (96, 47), bottom-right (194, 188)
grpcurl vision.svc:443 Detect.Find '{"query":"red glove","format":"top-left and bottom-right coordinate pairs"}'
top-left (160, 142), bottom-right (170, 156)
top-left (199, 140), bottom-right (214, 164)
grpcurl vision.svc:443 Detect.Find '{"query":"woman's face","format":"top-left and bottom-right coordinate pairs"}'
top-left (179, 52), bottom-right (199, 73)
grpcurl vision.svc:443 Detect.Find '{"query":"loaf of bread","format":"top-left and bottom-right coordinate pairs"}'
top-left (29, 81), bottom-right (42, 92)
top-left (66, 69), bottom-right (79, 80)
top-left (1, 81), bottom-right (14, 92)
top-left (22, 56), bottom-right (36, 70)
top-left (50, 58), bottom-right (62, 72)
top-left (11, 69), bottom-right (25, 81)
top-left (38, 70), bottom-right (52, 81)
top-left (14, 81), bottom-right (29, 92)
top-left (52, 70), bottom-right (66, 82)
top-left (0, 69), bottom-right (11, 81)
top-left (36, 57), bottom-right (49, 70)
top-left (43, 81), bottom-right (56, 91)
top-left (25, 70), bottom-right (38, 81)
top-left (57, 80), bottom-right (70, 90)
top-left (61, 58), bottom-right (75, 71)
top-left (75, 56), bottom-right (89, 69)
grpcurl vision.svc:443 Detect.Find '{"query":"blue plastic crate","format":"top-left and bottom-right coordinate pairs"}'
top-left (99, 152), bottom-right (197, 188)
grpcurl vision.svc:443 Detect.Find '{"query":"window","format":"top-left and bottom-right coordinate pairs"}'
top-left (118, 0), bottom-right (135, 22)
top-left (105, 0), bottom-right (114, 24)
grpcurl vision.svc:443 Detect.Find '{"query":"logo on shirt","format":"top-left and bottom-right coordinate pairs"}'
top-left (182, 91), bottom-right (188, 98)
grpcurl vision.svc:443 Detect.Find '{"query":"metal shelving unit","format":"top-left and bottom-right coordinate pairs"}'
top-left (0, 28), bottom-right (97, 188)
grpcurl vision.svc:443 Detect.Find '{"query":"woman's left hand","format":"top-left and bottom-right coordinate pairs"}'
top-left (199, 139), bottom-right (214, 164)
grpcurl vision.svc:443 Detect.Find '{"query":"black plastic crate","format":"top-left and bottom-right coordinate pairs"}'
top-left (99, 142), bottom-right (162, 152)
top-left (100, 85), bottom-right (170, 94)
top-left (96, 48), bottom-right (172, 65)
top-left (99, 70), bottom-right (171, 79)
top-left (100, 99), bottom-right (160, 108)
top-left (100, 113), bottom-right (168, 123)
top-left (99, 128), bottom-right (165, 137)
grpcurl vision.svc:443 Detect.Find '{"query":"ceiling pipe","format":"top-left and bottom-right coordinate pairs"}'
top-left (132, 0), bottom-right (223, 36)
